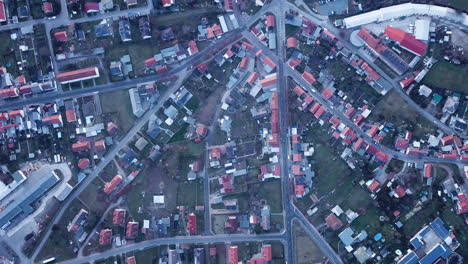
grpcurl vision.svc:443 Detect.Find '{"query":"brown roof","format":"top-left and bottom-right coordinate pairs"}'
top-left (57, 67), bottom-right (99, 84)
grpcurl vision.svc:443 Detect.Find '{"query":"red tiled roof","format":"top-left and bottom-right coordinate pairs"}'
top-left (224, 0), bottom-right (233, 11)
top-left (295, 184), bottom-right (305, 196)
top-left (42, 114), bottom-right (62, 125)
top-left (384, 26), bottom-right (427, 56)
top-left (187, 213), bottom-right (197, 234)
top-left (302, 71), bottom-right (316, 85)
top-left (309, 102), bottom-right (320, 114)
top-left (0, 1), bottom-right (6, 22)
top-left (357, 27), bottom-right (387, 54)
top-left (329, 116), bottom-right (341, 128)
top-left (228, 246), bottom-right (238, 264)
top-left (83, 2), bottom-right (100, 13)
top-left (441, 135), bottom-right (455, 145)
top-left (270, 92), bottom-right (278, 110)
top-left (261, 75), bottom-right (278, 87)
top-left (246, 72), bottom-right (259, 84)
top-left (262, 244), bottom-right (272, 261)
top-left (187, 40), bottom-right (199, 55)
top-left (222, 176), bottom-right (233, 193)
top-left (8, 109), bottom-right (24, 118)
top-left (65, 109), bottom-right (76, 122)
top-left (239, 57), bottom-right (249, 69)
top-left (57, 67), bottom-right (99, 84)
top-left (99, 229), bottom-right (112, 245)
top-left (145, 57), bottom-right (157, 67)
top-left (0, 88), bottom-right (20, 98)
top-left (126, 221), bottom-right (139, 239)
top-left (54, 31), bottom-right (68, 42)
top-left (269, 133), bottom-right (279, 147)
top-left (43, 2), bottom-right (53, 13)
top-left (266, 15), bottom-right (275, 27)
top-left (292, 165), bottom-right (302, 175)
top-left (0, 112), bottom-right (8, 121)
top-left (399, 77), bottom-right (415, 88)
top-left (375, 150), bottom-right (390, 163)
top-left (367, 125), bottom-right (379, 137)
top-left (361, 63), bottom-right (380, 81)
top-left (394, 185), bottom-right (406, 198)
top-left (367, 180), bottom-right (380, 192)
top-left (302, 95), bottom-right (313, 108)
top-left (19, 85), bottom-right (32, 94)
top-left (325, 213), bottom-right (343, 230)
top-left (156, 65), bottom-right (168, 73)
top-left (77, 158), bottom-right (90, 169)
top-left (211, 147), bottom-right (221, 159)
top-left (457, 194), bottom-right (468, 214)
top-left (395, 138), bottom-right (409, 150)
top-left (104, 175), bottom-right (123, 195)
top-left (424, 164), bottom-right (432, 178)
top-left (113, 209), bottom-right (126, 225)
top-left (126, 256), bottom-right (136, 264)
top-left (94, 140), bottom-right (106, 152)
top-left (352, 138), bottom-right (365, 152)
top-left (292, 153), bottom-right (302, 162)
top-left (242, 41), bottom-right (253, 50)
top-left (262, 56), bottom-right (276, 70)
top-left (321, 88), bottom-right (333, 100)
top-left (293, 85), bottom-right (305, 97)
top-left (72, 141), bottom-right (91, 152)
top-left (314, 106), bottom-right (325, 119)
top-left (287, 37), bottom-right (298, 49)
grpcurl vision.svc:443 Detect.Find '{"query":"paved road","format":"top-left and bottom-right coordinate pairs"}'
top-left (30, 68), bottom-right (190, 262)
top-left (58, 233), bottom-right (286, 264)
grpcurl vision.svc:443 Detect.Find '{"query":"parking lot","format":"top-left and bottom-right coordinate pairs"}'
top-left (315, 0), bottom-right (348, 16)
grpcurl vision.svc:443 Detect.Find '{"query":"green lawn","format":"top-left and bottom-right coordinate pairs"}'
top-left (422, 61), bottom-right (468, 93)
top-left (78, 178), bottom-right (110, 215)
top-left (100, 89), bottom-right (136, 133)
top-left (176, 180), bottom-right (204, 207)
top-left (450, 0), bottom-right (468, 11)
top-left (369, 90), bottom-right (437, 140)
top-left (258, 180), bottom-right (283, 213)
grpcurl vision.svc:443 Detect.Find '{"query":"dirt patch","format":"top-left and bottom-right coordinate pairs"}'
top-left (193, 85), bottom-right (224, 125)
top-left (293, 220), bottom-right (327, 264)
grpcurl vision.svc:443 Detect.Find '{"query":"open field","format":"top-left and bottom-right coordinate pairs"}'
top-left (100, 90), bottom-right (136, 133)
top-left (422, 61), bottom-right (468, 93)
top-left (369, 90), bottom-right (437, 140)
top-left (293, 220), bottom-right (326, 264)
top-left (450, 0), bottom-right (468, 11)
top-left (258, 180), bottom-right (283, 213)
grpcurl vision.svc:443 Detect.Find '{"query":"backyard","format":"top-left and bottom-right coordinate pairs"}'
top-left (422, 61), bottom-right (468, 93)
top-left (100, 89), bottom-right (136, 133)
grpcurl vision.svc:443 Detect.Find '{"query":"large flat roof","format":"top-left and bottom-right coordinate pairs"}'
top-left (0, 165), bottom-right (60, 228)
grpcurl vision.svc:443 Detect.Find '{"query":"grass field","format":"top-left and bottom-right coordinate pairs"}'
top-left (450, 0), bottom-right (468, 11)
top-left (293, 220), bottom-right (326, 264)
top-left (79, 177), bottom-right (110, 215)
top-left (100, 89), bottom-right (136, 133)
top-left (422, 61), bottom-right (468, 93)
top-left (176, 180), bottom-right (204, 207)
top-left (258, 180), bottom-right (283, 213)
top-left (369, 90), bottom-right (437, 140)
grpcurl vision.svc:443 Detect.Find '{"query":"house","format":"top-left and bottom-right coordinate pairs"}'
top-left (126, 221), bottom-right (139, 239)
top-left (161, 0), bottom-right (174, 7)
top-left (228, 246), bottom-right (238, 264)
top-left (72, 141), bottom-right (91, 152)
top-left (54, 31), bottom-right (68, 42)
top-left (113, 209), bottom-right (126, 225)
top-left (77, 158), bottom-right (90, 170)
top-left (287, 37), bottom-right (298, 49)
top-left (83, 2), bottom-right (100, 14)
top-left (119, 20), bottom-right (132, 42)
top-left (325, 213), bottom-right (343, 230)
top-left (139, 17), bottom-right (151, 39)
top-left (103, 175), bottom-right (123, 195)
top-left (107, 122), bottom-right (118, 135)
top-left (42, 114), bottom-right (63, 127)
top-left (384, 26), bottom-right (427, 56)
top-left (126, 256), bottom-right (136, 264)
top-left (0, 0), bottom-right (6, 22)
top-left (67, 208), bottom-right (89, 232)
top-left (99, 229), bottom-right (112, 245)
top-left (43, 2), bottom-right (53, 14)
top-left (57, 67), bottom-right (100, 84)
top-left (0, 88), bottom-right (20, 98)
top-left (260, 205), bottom-right (271, 230)
top-left (125, 0), bottom-right (137, 6)
top-left (456, 194), bottom-right (468, 214)
top-left (94, 140), bottom-right (106, 152)
top-left (187, 40), bottom-right (199, 56)
top-left (187, 213), bottom-right (197, 234)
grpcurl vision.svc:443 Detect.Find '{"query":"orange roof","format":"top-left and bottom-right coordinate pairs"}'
top-left (270, 92), bottom-right (278, 110)
top-left (246, 72), bottom-right (259, 84)
top-left (309, 102), bottom-right (320, 114)
top-left (72, 141), bottom-right (91, 152)
top-left (99, 229), bottom-right (112, 245)
top-left (292, 85), bottom-right (305, 97)
top-left (314, 106), bottom-right (325, 119)
top-left (367, 125), bottom-right (379, 137)
top-left (424, 164), bottom-right (432, 178)
top-left (228, 246), bottom-right (238, 264)
top-left (325, 213), bottom-right (343, 230)
top-left (262, 56), bottom-right (276, 70)
top-left (399, 77), bottom-right (415, 88)
top-left (211, 147), bottom-right (221, 158)
top-left (94, 140), bottom-right (106, 152)
top-left (357, 27), bottom-right (387, 54)
top-left (77, 158), bottom-right (90, 169)
top-left (260, 75), bottom-right (278, 87)
top-left (0, 88), bottom-right (19, 98)
top-left (293, 153), bottom-right (302, 162)
top-left (239, 57), bottom-right (249, 69)
top-left (352, 138), bottom-right (365, 152)
top-left (65, 109), bottom-right (76, 122)
top-left (113, 209), bottom-right (126, 225)
top-left (321, 88), bottom-right (333, 100)
top-left (42, 114), bottom-right (62, 125)
top-left (262, 244), bottom-right (272, 261)
top-left (266, 15), bottom-right (275, 27)
top-left (57, 67), bottom-right (99, 84)
top-left (126, 221), bottom-right (139, 239)
top-left (104, 175), bottom-right (123, 195)
top-left (287, 37), bottom-right (298, 49)
top-left (384, 26), bottom-right (427, 56)
top-left (187, 213), bottom-right (197, 234)
top-left (302, 71), bottom-right (316, 85)
top-left (126, 256), bottom-right (136, 264)
top-left (292, 164), bottom-right (302, 175)
top-left (367, 180), bottom-right (380, 192)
